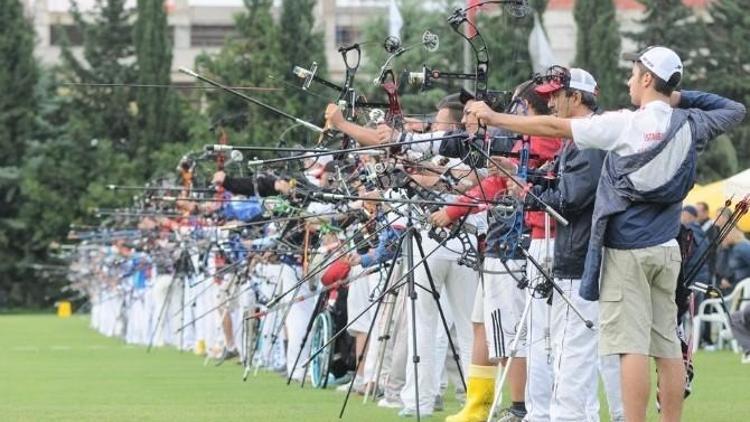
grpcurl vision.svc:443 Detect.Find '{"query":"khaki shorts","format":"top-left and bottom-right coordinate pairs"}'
top-left (599, 245), bottom-right (682, 358)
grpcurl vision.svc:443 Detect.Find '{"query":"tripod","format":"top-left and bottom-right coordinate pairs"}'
top-left (303, 207), bottom-right (470, 421)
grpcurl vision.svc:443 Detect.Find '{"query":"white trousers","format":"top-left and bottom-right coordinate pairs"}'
top-left (401, 249), bottom-right (478, 414)
top-left (280, 264), bottom-right (315, 381)
top-left (475, 258), bottom-right (528, 360)
top-left (255, 264), bottom-right (287, 370)
top-left (550, 278), bottom-right (624, 422)
top-left (525, 237), bottom-right (555, 422)
top-left (151, 273), bottom-right (183, 347)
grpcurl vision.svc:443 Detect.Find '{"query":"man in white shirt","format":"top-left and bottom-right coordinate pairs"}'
top-left (466, 46), bottom-right (746, 422)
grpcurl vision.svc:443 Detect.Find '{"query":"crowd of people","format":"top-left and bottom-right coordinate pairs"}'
top-left (69, 45), bottom-right (749, 422)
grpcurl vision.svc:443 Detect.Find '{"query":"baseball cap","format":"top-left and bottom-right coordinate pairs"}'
top-left (623, 46), bottom-right (683, 83)
top-left (535, 67), bottom-right (598, 96)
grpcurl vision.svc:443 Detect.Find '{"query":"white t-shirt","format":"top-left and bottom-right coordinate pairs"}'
top-left (403, 130), bottom-right (448, 157)
top-left (570, 100), bottom-right (673, 156)
top-left (570, 100), bottom-right (680, 247)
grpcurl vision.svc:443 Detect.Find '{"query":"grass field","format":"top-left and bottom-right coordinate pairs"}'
top-left (0, 314), bottom-right (748, 421)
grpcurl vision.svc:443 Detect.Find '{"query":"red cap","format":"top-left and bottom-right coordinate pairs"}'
top-left (534, 79), bottom-right (563, 96)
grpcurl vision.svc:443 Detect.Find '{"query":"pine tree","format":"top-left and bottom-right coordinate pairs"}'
top-left (0, 1), bottom-right (38, 166)
top-left (196, 0), bottom-right (284, 148)
top-left (0, 0), bottom-right (39, 306)
top-left (279, 0), bottom-right (328, 120)
top-left (694, 0), bottom-right (750, 170)
top-left (60, 0), bottom-right (137, 152)
top-left (574, 0), bottom-right (626, 108)
top-left (529, 0), bottom-right (549, 14)
top-left (627, 0), bottom-right (703, 71)
top-left (480, 5), bottom-right (537, 97)
top-left (134, 0), bottom-right (184, 171)
top-left (696, 134), bottom-right (739, 184)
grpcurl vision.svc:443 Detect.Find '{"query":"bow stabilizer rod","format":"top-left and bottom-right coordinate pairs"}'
top-left (179, 67), bottom-right (324, 133)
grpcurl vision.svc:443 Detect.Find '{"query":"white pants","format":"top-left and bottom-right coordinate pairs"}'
top-left (280, 264), bottom-right (315, 381)
top-left (151, 273), bottom-right (183, 347)
top-left (526, 237), bottom-right (555, 422)
top-left (254, 264), bottom-right (287, 370)
top-left (474, 258), bottom-right (528, 360)
top-left (550, 278), bottom-right (624, 422)
top-left (347, 269), bottom-right (379, 335)
top-left (401, 249), bottom-right (478, 414)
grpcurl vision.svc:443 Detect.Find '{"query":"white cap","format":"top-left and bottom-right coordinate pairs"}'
top-left (568, 68), bottom-right (598, 95)
top-left (623, 46), bottom-right (683, 83)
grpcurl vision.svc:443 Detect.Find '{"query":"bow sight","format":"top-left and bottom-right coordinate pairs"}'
top-left (374, 30), bottom-right (441, 86)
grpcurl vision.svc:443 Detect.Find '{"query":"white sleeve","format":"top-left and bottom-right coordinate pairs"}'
top-left (403, 131), bottom-right (446, 155)
top-left (570, 110), bottom-right (631, 151)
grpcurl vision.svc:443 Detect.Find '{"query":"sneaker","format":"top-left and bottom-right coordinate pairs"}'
top-left (336, 377), bottom-right (365, 394)
top-left (214, 347), bottom-right (239, 366)
top-left (398, 408), bottom-right (432, 418)
top-left (377, 397), bottom-right (403, 409)
top-left (496, 408), bottom-right (525, 422)
top-left (330, 372), bottom-right (353, 386)
top-left (433, 395), bottom-right (444, 412)
top-left (742, 352), bottom-right (750, 364)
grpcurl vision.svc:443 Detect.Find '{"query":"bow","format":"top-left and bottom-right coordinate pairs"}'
top-left (447, 1), bottom-right (532, 103)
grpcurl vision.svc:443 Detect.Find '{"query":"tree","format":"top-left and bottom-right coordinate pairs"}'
top-left (574, 0), bottom-right (626, 108)
top-left (693, 0), bottom-right (750, 170)
top-left (278, 0), bottom-right (328, 121)
top-left (480, 6), bottom-right (535, 96)
top-left (196, 0), bottom-right (285, 149)
top-left (0, 0), bottom-right (39, 307)
top-left (60, 0), bottom-right (137, 153)
top-left (696, 135), bottom-right (739, 184)
top-left (134, 0), bottom-right (185, 171)
top-left (627, 0), bottom-right (703, 65)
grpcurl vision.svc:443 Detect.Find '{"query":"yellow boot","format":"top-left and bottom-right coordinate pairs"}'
top-left (445, 364), bottom-right (496, 422)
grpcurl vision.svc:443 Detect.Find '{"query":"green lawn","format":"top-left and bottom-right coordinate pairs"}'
top-left (0, 314), bottom-right (747, 421)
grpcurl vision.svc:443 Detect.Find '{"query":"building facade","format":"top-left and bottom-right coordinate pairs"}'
top-left (24, 1), bottom-right (709, 82)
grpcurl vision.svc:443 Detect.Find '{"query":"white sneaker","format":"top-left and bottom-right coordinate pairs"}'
top-left (377, 397), bottom-right (403, 408)
top-left (742, 352), bottom-right (750, 364)
top-left (398, 407), bottom-right (432, 418)
top-left (336, 378), bottom-right (364, 393)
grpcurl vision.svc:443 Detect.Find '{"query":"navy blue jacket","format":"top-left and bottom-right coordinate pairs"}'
top-left (580, 91), bottom-right (746, 300)
top-left (528, 141), bottom-right (605, 279)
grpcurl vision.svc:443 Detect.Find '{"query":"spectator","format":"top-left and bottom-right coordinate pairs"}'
top-left (696, 202), bottom-right (711, 229)
top-left (717, 228), bottom-right (750, 295)
top-left (681, 205), bottom-right (710, 285)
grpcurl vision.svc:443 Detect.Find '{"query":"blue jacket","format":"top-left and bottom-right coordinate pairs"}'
top-left (683, 221), bottom-right (711, 284)
top-left (529, 141), bottom-right (605, 279)
top-left (360, 226), bottom-right (405, 268)
top-left (580, 91), bottom-right (746, 301)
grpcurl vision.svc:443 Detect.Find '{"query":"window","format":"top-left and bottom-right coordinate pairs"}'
top-left (50, 25), bottom-right (84, 46)
top-left (190, 25), bottom-right (235, 47)
top-left (335, 25), bottom-right (359, 47)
